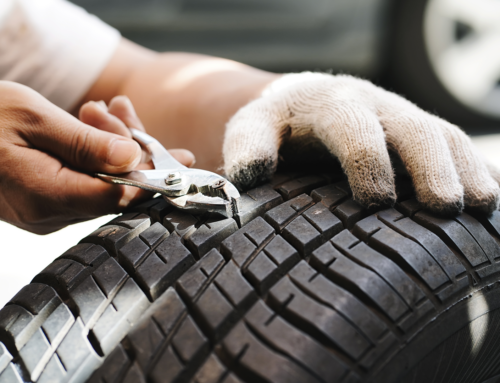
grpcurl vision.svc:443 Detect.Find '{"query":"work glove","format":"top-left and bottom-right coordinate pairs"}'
top-left (223, 72), bottom-right (500, 215)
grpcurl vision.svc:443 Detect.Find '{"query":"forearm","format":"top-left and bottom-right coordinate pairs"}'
top-left (81, 39), bottom-right (279, 171)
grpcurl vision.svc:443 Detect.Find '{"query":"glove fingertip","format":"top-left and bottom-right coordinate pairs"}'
top-left (227, 157), bottom-right (277, 191)
top-left (419, 195), bottom-right (464, 218)
top-left (352, 188), bottom-right (397, 210)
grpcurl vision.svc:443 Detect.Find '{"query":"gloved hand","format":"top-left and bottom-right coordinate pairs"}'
top-left (223, 72), bottom-right (500, 216)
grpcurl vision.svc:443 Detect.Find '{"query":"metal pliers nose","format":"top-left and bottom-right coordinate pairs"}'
top-left (96, 129), bottom-right (240, 218)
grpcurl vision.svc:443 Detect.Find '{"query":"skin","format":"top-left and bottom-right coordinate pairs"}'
top-left (0, 82), bottom-right (193, 234)
top-left (79, 39), bottom-right (281, 172)
top-left (0, 38), bottom-right (276, 234)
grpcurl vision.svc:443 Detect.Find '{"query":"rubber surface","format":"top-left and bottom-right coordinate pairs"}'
top-left (2, 172), bottom-right (500, 382)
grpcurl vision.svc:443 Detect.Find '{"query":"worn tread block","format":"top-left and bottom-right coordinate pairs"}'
top-left (222, 373), bottom-right (243, 383)
top-left (87, 345), bottom-right (131, 383)
top-left (245, 236), bottom-right (300, 293)
top-left (186, 218), bottom-right (238, 259)
top-left (8, 283), bottom-right (60, 317)
top-left (149, 199), bottom-right (173, 224)
top-left (311, 184), bottom-right (349, 210)
top-left (333, 230), bottom-right (426, 308)
top-left (0, 343), bottom-right (11, 375)
top-left (333, 199), bottom-right (371, 230)
top-left (126, 288), bottom-right (186, 373)
top-left (277, 175), bottom-right (327, 200)
top-left (455, 213), bottom-right (500, 262)
top-left (269, 277), bottom-right (371, 362)
top-left (70, 276), bottom-right (107, 329)
top-left (19, 327), bottom-right (50, 381)
top-left (93, 278), bottom-right (150, 355)
top-left (312, 242), bottom-right (409, 321)
top-left (53, 318), bottom-right (101, 383)
top-left (378, 209), bottom-right (466, 280)
top-left (214, 262), bottom-right (257, 311)
top-left (282, 216), bottom-right (323, 257)
top-left (136, 235), bottom-right (196, 300)
top-left (220, 217), bottom-right (275, 267)
top-left (194, 285), bottom-right (234, 341)
top-left (192, 354), bottom-right (226, 383)
top-left (270, 172), bottom-right (302, 188)
top-left (354, 215), bottom-right (450, 291)
top-left (414, 211), bottom-right (489, 268)
top-left (36, 245), bottom-right (110, 298)
top-left (41, 303), bottom-right (74, 350)
top-left (149, 345), bottom-right (183, 383)
top-left (177, 250), bottom-right (225, 302)
top-left (58, 243), bottom-right (108, 268)
top-left (151, 316), bottom-right (209, 383)
top-left (264, 194), bottom-right (314, 233)
top-left (92, 257), bottom-right (128, 298)
top-left (122, 362), bottom-right (146, 383)
top-left (220, 321), bottom-right (322, 383)
top-left (163, 210), bottom-right (199, 238)
top-left (289, 261), bottom-right (387, 345)
top-left (118, 237), bottom-right (151, 272)
top-left (245, 301), bottom-right (348, 383)
top-left (0, 363), bottom-right (22, 383)
top-left (235, 185), bottom-right (283, 227)
top-left (303, 204), bottom-right (343, 239)
top-left (131, 198), bottom-right (165, 215)
top-left (139, 222), bottom-right (169, 248)
top-left (0, 284), bottom-right (62, 351)
top-left (33, 259), bottom-right (88, 295)
top-left (195, 262), bottom-right (257, 340)
top-left (82, 225), bottom-right (145, 257)
top-left (19, 304), bottom-right (75, 380)
top-left (0, 305), bottom-right (34, 350)
top-left (474, 210), bottom-right (500, 238)
top-left (37, 353), bottom-right (66, 383)
top-left (106, 213), bottom-right (151, 231)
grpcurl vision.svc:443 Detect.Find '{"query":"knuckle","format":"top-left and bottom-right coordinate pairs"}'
top-left (69, 127), bottom-right (94, 165)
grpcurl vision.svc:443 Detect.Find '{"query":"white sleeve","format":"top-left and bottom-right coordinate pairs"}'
top-left (0, 0), bottom-right (121, 111)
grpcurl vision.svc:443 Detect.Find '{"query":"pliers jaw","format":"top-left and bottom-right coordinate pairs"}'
top-left (96, 129), bottom-right (241, 219)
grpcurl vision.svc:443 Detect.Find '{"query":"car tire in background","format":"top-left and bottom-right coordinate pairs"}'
top-left (2, 172), bottom-right (500, 382)
top-left (386, 0), bottom-right (500, 133)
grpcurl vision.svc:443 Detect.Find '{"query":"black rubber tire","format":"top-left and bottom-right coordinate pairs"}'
top-left (384, 0), bottom-right (500, 133)
top-left (2, 172), bottom-right (500, 383)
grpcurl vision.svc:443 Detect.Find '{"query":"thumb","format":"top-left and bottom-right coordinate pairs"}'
top-left (223, 97), bottom-right (283, 190)
top-left (24, 102), bottom-right (142, 174)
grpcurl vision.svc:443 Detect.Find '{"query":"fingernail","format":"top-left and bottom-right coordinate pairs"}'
top-left (97, 100), bottom-right (108, 111)
top-left (108, 139), bottom-right (140, 167)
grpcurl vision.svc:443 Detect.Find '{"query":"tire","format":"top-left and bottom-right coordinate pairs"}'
top-left (2, 172), bottom-right (500, 382)
top-left (386, 0), bottom-right (500, 133)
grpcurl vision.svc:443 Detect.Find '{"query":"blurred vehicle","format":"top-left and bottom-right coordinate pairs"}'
top-left (72, 0), bottom-right (500, 130)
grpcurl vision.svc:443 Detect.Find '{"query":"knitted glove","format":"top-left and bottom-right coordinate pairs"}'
top-left (223, 72), bottom-right (500, 215)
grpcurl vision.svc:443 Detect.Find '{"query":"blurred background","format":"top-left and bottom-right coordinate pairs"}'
top-left (2, 0), bottom-right (500, 305)
top-left (73, 0), bottom-right (500, 133)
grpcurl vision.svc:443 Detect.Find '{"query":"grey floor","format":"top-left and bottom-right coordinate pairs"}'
top-left (1, 134), bottom-right (499, 307)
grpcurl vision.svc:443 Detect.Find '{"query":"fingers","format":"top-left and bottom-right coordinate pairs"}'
top-left (24, 105), bottom-right (142, 174)
top-left (1, 146), bottom-right (150, 234)
top-left (79, 100), bottom-right (132, 138)
top-left (223, 98), bottom-right (283, 190)
top-left (169, 149), bottom-right (196, 168)
top-left (108, 95), bottom-right (146, 132)
top-left (311, 102), bottom-right (397, 208)
top-left (437, 119), bottom-right (499, 214)
top-left (379, 108), bottom-right (464, 215)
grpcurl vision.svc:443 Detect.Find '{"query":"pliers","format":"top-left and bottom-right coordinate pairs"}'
top-left (96, 129), bottom-right (240, 218)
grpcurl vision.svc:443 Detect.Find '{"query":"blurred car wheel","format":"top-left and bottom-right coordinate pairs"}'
top-left (387, 0), bottom-right (500, 131)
